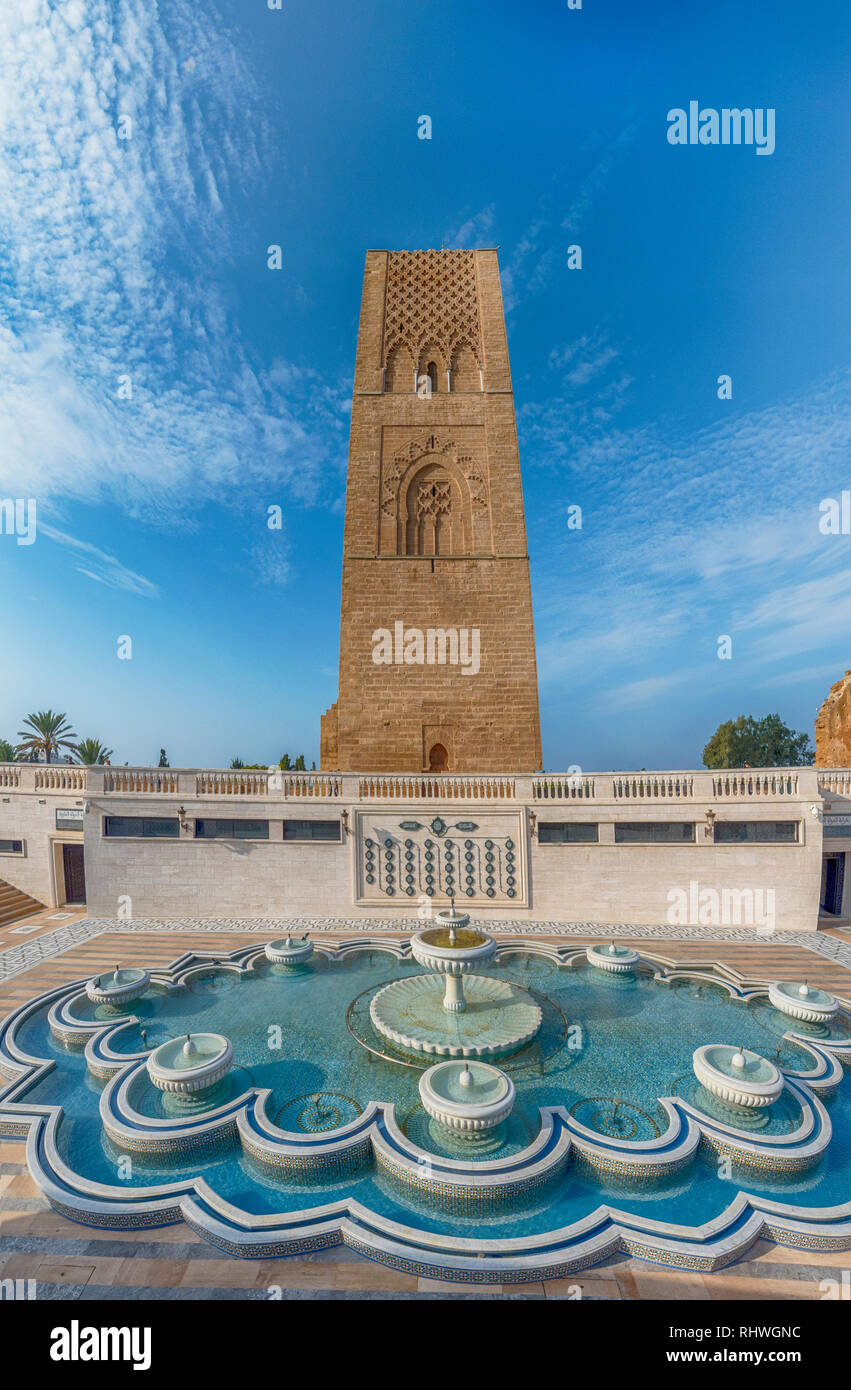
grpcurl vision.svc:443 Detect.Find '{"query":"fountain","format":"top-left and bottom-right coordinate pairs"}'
top-left (768, 980), bottom-right (839, 1024)
top-left (419, 1059), bottom-right (515, 1134)
top-left (265, 934), bottom-right (314, 967)
top-left (369, 899), bottom-right (542, 1057)
top-left (586, 941), bottom-right (640, 974)
top-left (86, 964), bottom-right (150, 1007)
top-left (146, 1032), bottom-right (233, 1094)
top-left (692, 1043), bottom-right (783, 1109)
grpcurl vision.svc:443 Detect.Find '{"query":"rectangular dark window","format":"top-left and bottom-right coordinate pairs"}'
top-left (615, 822), bottom-right (696, 843)
top-left (0, 839), bottom-right (23, 854)
top-left (538, 822), bottom-right (598, 844)
top-left (104, 816), bottom-right (179, 838)
top-left (195, 819), bottom-right (269, 840)
top-left (714, 820), bottom-right (799, 844)
top-left (283, 819), bottom-right (341, 841)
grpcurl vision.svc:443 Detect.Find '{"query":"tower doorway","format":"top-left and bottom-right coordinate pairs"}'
top-left (428, 743), bottom-right (449, 773)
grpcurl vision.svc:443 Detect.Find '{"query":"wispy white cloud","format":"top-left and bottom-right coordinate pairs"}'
top-left (39, 524), bottom-right (160, 598)
top-left (501, 127), bottom-right (637, 312)
top-left (0, 0), bottom-right (347, 526)
top-left (530, 371), bottom-right (851, 709)
top-left (443, 205), bottom-right (497, 249)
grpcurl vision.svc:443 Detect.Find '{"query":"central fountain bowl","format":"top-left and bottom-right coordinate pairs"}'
top-left (419, 1059), bottom-right (515, 1133)
top-left (146, 1032), bottom-right (233, 1094)
top-left (86, 966), bottom-right (150, 1006)
top-left (370, 911), bottom-right (542, 1059)
top-left (411, 909), bottom-right (497, 1012)
top-left (692, 1043), bottom-right (783, 1109)
top-left (264, 936), bottom-right (314, 966)
top-left (586, 943), bottom-right (640, 974)
top-left (768, 980), bottom-right (839, 1024)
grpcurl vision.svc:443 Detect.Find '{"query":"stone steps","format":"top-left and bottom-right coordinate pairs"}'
top-left (0, 879), bottom-right (43, 926)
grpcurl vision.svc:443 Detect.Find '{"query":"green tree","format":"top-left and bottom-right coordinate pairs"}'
top-left (294, 753), bottom-right (306, 770)
top-left (279, 752), bottom-right (291, 770)
top-left (16, 710), bottom-right (77, 764)
top-left (230, 757), bottom-right (245, 769)
top-left (73, 738), bottom-right (114, 765)
top-left (0, 739), bottom-right (16, 762)
top-left (702, 714), bottom-right (814, 769)
top-left (158, 749), bottom-right (170, 767)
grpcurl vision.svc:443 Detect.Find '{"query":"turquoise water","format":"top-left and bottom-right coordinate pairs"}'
top-left (8, 949), bottom-right (851, 1240)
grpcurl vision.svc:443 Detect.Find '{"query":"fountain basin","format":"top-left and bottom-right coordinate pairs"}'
top-left (768, 981), bottom-right (838, 1024)
top-left (412, 922), bottom-right (496, 976)
top-left (265, 936), bottom-right (314, 966)
top-left (86, 967), bottom-right (150, 1006)
top-left (146, 1033), bottom-right (233, 1094)
top-left (419, 1059), bottom-right (515, 1132)
top-left (693, 1044), bottom-right (783, 1109)
top-left (586, 943), bottom-right (640, 974)
top-left (370, 973), bottom-right (542, 1058)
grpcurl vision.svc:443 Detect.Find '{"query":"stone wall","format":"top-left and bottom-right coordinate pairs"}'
top-left (816, 670), bottom-right (851, 766)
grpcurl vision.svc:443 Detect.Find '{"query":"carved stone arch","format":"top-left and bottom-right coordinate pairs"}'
top-left (384, 341), bottom-right (414, 392)
top-left (397, 450), bottom-right (473, 556)
top-left (449, 340), bottom-right (480, 392)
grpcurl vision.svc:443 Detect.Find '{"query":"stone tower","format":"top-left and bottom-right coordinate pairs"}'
top-left (321, 249), bottom-right (542, 773)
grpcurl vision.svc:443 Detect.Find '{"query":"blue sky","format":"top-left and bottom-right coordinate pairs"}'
top-left (0, 0), bottom-right (849, 771)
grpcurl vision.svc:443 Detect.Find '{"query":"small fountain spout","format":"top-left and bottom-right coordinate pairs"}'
top-left (182, 1033), bottom-right (197, 1058)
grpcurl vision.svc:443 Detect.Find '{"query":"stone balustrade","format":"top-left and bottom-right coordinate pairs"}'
top-left (0, 762), bottom-right (826, 803)
top-left (818, 770), bottom-right (851, 798)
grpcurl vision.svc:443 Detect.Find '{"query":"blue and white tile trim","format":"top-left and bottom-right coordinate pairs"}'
top-left (2, 939), bottom-right (851, 1282)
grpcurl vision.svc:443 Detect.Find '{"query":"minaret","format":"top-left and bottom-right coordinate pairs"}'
top-left (321, 248), bottom-right (542, 774)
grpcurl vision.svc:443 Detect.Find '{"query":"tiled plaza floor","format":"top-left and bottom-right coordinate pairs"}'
top-left (2, 921), bottom-right (850, 1300)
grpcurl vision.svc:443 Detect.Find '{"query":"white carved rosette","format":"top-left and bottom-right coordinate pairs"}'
top-left (86, 966), bottom-right (150, 1006)
top-left (586, 943), bottom-right (640, 974)
top-left (768, 981), bottom-right (839, 1024)
top-left (693, 1044), bottom-right (783, 1109)
top-left (146, 1033), bottom-right (233, 1094)
top-left (265, 935), bottom-right (314, 966)
top-left (419, 1060), bottom-right (515, 1133)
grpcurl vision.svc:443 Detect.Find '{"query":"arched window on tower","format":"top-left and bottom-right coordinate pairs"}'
top-left (405, 465), bottom-right (456, 555)
top-left (426, 361), bottom-right (438, 396)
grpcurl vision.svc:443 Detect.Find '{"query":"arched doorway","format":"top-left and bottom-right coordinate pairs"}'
top-left (428, 743), bottom-right (448, 773)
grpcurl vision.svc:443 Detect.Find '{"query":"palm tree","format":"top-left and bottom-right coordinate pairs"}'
top-left (0, 739), bottom-right (16, 763)
top-left (16, 710), bottom-right (77, 764)
top-left (73, 738), bottom-right (114, 766)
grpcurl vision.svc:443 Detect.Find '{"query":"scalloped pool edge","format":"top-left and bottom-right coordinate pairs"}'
top-left (2, 938), bottom-right (851, 1283)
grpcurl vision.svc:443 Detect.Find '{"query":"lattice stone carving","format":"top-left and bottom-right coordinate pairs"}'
top-left (384, 251), bottom-right (481, 365)
top-left (417, 477), bottom-right (451, 518)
